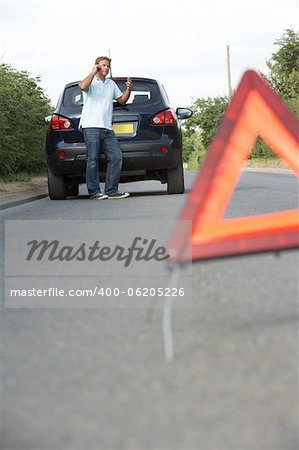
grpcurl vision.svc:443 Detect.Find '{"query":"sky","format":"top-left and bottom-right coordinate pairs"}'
top-left (0, 0), bottom-right (298, 108)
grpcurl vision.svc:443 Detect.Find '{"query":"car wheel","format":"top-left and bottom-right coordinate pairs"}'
top-left (48, 169), bottom-right (67, 200)
top-left (66, 184), bottom-right (79, 197)
top-left (167, 161), bottom-right (185, 194)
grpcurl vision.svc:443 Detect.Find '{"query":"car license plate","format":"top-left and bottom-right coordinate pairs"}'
top-left (113, 123), bottom-right (134, 135)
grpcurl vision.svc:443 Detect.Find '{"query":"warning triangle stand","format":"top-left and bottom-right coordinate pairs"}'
top-left (168, 70), bottom-right (299, 262)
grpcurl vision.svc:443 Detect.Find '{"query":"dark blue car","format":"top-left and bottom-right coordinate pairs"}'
top-left (45, 77), bottom-right (192, 199)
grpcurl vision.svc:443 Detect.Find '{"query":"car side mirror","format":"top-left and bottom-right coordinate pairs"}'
top-left (44, 115), bottom-right (52, 125)
top-left (176, 108), bottom-right (193, 120)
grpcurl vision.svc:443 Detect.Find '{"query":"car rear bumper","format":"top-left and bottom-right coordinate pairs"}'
top-left (46, 139), bottom-right (182, 176)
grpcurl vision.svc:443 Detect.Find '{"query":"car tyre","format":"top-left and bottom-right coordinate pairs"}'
top-left (167, 161), bottom-right (185, 194)
top-left (48, 169), bottom-right (67, 200)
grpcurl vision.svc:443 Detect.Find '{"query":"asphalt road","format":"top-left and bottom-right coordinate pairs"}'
top-left (0, 170), bottom-right (298, 450)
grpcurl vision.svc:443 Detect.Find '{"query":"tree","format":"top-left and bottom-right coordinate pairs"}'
top-left (265, 28), bottom-right (299, 100)
top-left (182, 30), bottom-right (298, 166)
top-left (185, 96), bottom-right (228, 150)
top-left (0, 63), bottom-right (53, 176)
top-left (254, 29), bottom-right (299, 158)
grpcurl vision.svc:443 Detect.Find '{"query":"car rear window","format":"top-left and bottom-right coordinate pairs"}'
top-left (62, 80), bottom-right (160, 109)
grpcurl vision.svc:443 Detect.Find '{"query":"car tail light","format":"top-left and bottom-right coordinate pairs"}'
top-left (151, 109), bottom-right (176, 125)
top-left (51, 115), bottom-right (74, 131)
top-left (160, 146), bottom-right (168, 153)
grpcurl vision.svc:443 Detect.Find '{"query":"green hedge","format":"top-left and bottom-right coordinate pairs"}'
top-left (0, 63), bottom-right (53, 176)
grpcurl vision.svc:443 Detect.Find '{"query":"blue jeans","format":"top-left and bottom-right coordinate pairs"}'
top-left (83, 128), bottom-right (123, 196)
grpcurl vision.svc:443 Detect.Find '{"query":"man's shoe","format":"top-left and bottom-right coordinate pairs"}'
top-left (107, 192), bottom-right (130, 199)
top-left (90, 192), bottom-right (108, 200)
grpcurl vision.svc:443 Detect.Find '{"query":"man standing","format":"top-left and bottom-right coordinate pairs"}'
top-left (79, 56), bottom-right (132, 199)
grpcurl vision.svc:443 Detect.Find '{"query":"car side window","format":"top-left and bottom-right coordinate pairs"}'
top-left (73, 89), bottom-right (83, 106)
top-left (63, 86), bottom-right (83, 108)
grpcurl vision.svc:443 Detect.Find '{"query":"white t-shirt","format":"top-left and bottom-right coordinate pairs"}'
top-left (79, 77), bottom-right (122, 130)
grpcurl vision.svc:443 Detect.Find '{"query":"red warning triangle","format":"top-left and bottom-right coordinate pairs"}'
top-left (168, 70), bottom-right (299, 262)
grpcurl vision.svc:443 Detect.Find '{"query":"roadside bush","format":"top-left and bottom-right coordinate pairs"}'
top-left (184, 96), bottom-right (228, 150)
top-left (182, 130), bottom-right (205, 170)
top-left (251, 138), bottom-right (274, 158)
top-left (0, 63), bottom-right (53, 176)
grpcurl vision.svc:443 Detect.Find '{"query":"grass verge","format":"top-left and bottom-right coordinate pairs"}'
top-left (185, 157), bottom-right (288, 171)
top-left (0, 172), bottom-right (47, 195)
